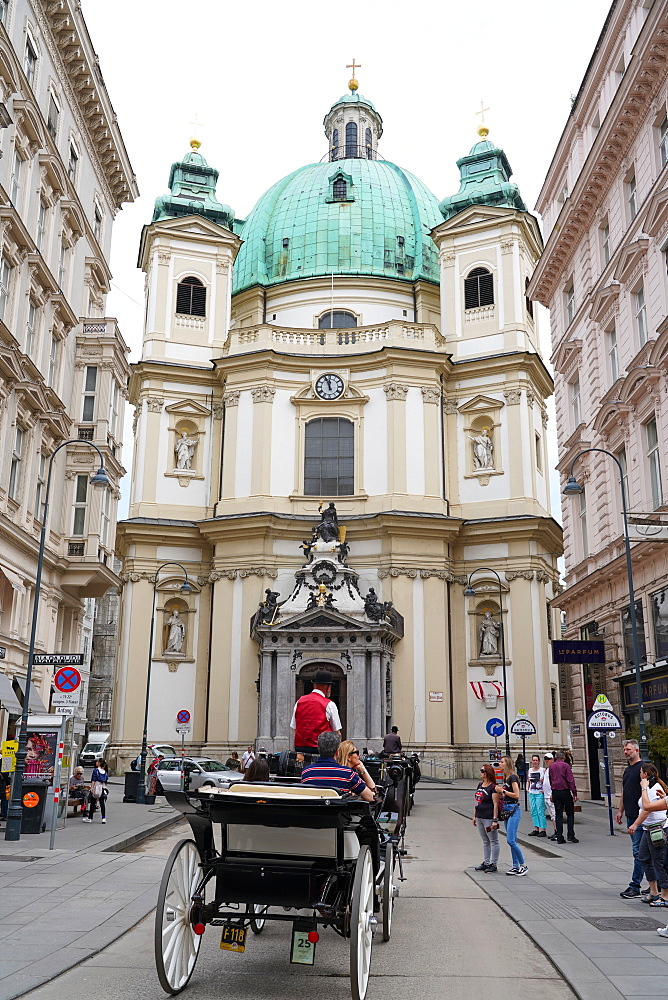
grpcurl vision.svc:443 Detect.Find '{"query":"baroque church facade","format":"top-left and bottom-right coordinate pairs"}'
top-left (111, 79), bottom-right (563, 770)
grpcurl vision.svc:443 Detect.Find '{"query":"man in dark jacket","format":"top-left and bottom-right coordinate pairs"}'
top-left (548, 750), bottom-right (578, 843)
top-left (616, 739), bottom-right (646, 898)
top-left (383, 726), bottom-right (402, 755)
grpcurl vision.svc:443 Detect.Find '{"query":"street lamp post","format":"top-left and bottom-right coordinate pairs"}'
top-left (464, 567), bottom-right (510, 755)
top-left (563, 447), bottom-right (648, 759)
top-left (136, 562), bottom-right (192, 805)
top-left (5, 440), bottom-right (111, 842)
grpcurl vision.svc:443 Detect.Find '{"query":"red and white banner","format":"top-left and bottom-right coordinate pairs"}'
top-left (469, 680), bottom-right (504, 700)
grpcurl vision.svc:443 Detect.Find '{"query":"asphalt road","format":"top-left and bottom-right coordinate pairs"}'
top-left (21, 788), bottom-right (574, 1000)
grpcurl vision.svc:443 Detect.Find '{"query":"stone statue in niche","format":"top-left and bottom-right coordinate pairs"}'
top-left (175, 430), bottom-right (197, 470)
top-left (316, 502), bottom-right (340, 542)
top-left (479, 610), bottom-right (500, 655)
top-left (469, 427), bottom-right (494, 470)
top-left (165, 608), bottom-right (186, 653)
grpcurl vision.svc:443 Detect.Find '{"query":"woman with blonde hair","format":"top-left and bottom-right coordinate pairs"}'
top-left (336, 740), bottom-right (376, 794)
top-left (495, 755), bottom-right (528, 876)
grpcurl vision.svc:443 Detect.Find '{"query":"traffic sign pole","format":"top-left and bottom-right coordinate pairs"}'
top-left (602, 734), bottom-right (614, 836)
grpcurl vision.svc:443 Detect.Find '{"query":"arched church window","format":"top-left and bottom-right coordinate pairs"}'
top-left (365, 127), bottom-right (372, 158)
top-left (318, 310), bottom-right (357, 329)
top-left (304, 417), bottom-right (354, 497)
top-left (345, 121), bottom-right (357, 157)
top-left (176, 276), bottom-right (206, 317)
top-left (525, 276), bottom-right (534, 318)
top-left (332, 177), bottom-right (347, 201)
top-left (464, 267), bottom-right (494, 309)
top-left (331, 128), bottom-right (339, 160)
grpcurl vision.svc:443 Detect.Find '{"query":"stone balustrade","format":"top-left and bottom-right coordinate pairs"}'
top-left (226, 320), bottom-right (445, 355)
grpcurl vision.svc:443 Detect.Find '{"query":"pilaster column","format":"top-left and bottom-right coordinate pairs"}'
top-left (250, 386), bottom-right (275, 497)
top-left (220, 391), bottom-right (240, 499)
top-left (384, 383), bottom-right (408, 495)
top-left (422, 387), bottom-right (442, 497)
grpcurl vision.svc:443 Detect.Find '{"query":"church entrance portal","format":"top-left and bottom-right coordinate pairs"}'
top-left (296, 662), bottom-right (347, 737)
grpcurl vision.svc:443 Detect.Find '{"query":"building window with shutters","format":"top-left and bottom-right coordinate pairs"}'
top-left (34, 453), bottom-right (46, 522)
top-left (24, 34), bottom-right (37, 88)
top-left (646, 417), bottom-right (663, 509)
top-left (627, 173), bottom-right (638, 220)
top-left (607, 324), bottom-right (618, 382)
top-left (47, 92), bottom-right (60, 140)
top-left (564, 280), bottom-right (575, 325)
top-left (82, 366), bottom-right (97, 422)
top-left (72, 474), bottom-right (88, 535)
top-left (635, 283), bottom-right (648, 345)
top-left (570, 376), bottom-right (581, 429)
top-left (67, 142), bottom-right (78, 183)
top-left (8, 426), bottom-right (24, 500)
top-left (304, 417), bottom-right (354, 496)
top-left (464, 267), bottom-right (494, 309)
top-left (176, 276), bottom-right (206, 317)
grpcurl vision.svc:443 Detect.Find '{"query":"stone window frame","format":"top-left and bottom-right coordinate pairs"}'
top-left (290, 380), bottom-right (368, 502)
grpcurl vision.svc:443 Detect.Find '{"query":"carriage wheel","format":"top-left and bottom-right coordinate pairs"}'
top-left (382, 842), bottom-right (396, 941)
top-left (155, 839), bottom-right (203, 994)
top-left (350, 845), bottom-right (374, 1000)
top-left (250, 903), bottom-right (268, 934)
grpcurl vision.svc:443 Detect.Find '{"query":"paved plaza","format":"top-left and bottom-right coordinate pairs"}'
top-left (1, 783), bottom-right (668, 1000)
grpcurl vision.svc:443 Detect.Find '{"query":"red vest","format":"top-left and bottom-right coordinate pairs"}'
top-left (294, 691), bottom-right (333, 748)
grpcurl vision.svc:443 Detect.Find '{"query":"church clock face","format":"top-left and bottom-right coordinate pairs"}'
top-left (315, 373), bottom-right (344, 400)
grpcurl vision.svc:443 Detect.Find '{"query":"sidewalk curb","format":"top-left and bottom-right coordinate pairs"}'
top-left (466, 868), bottom-right (627, 1000)
top-left (100, 811), bottom-right (182, 853)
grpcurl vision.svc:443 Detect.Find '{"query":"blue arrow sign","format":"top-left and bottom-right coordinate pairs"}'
top-left (486, 717), bottom-right (505, 737)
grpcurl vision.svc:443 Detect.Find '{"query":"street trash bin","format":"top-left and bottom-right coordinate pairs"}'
top-left (123, 770), bottom-right (140, 803)
top-left (20, 782), bottom-right (48, 834)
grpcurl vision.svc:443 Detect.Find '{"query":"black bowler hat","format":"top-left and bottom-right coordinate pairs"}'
top-left (314, 669), bottom-right (333, 684)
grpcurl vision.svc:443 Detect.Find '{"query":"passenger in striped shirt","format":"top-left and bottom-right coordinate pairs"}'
top-left (300, 732), bottom-right (375, 801)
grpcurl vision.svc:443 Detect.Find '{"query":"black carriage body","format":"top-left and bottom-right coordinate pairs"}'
top-left (164, 785), bottom-right (380, 914)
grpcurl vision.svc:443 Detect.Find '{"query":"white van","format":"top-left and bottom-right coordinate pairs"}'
top-left (79, 733), bottom-right (110, 767)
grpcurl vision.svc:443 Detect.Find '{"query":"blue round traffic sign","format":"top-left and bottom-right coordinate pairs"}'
top-left (176, 710), bottom-right (191, 725)
top-left (486, 717), bottom-right (505, 737)
top-left (54, 666), bottom-right (81, 692)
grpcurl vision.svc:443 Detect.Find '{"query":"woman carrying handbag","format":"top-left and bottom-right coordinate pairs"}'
top-left (83, 758), bottom-right (109, 823)
top-left (495, 755), bottom-right (528, 876)
top-left (472, 764), bottom-right (500, 872)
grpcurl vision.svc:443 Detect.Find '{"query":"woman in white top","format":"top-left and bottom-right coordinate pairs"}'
top-left (628, 762), bottom-right (668, 906)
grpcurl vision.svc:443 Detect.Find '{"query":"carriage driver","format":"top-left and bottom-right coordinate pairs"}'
top-left (290, 669), bottom-right (342, 753)
top-left (301, 732), bottom-right (375, 801)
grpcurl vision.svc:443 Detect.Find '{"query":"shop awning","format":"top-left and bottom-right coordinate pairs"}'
top-left (0, 672), bottom-right (23, 714)
top-left (0, 566), bottom-right (26, 594)
top-left (14, 677), bottom-right (48, 713)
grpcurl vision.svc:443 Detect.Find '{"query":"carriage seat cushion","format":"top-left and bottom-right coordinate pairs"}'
top-left (204, 782), bottom-right (342, 800)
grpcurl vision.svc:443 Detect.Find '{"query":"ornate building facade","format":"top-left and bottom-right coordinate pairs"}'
top-left (530, 0), bottom-right (668, 795)
top-left (113, 79), bottom-right (562, 770)
top-left (0, 1), bottom-right (136, 741)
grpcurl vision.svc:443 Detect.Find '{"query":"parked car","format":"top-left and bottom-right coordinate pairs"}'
top-left (130, 744), bottom-right (178, 771)
top-left (154, 756), bottom-right (245, 794)
top-left (79, 733), bottom-right (110, 767)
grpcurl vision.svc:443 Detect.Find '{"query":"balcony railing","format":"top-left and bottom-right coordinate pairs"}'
top-left (227, 320), bottom-right (444, 357)
top-left (325, 146), bottom-right (380, 162)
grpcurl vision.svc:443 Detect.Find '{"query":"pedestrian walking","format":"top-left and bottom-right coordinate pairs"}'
top-left (241, 746), bottom-right (256, 773)
top-left (527, 754), bottom-right (547, 837)
top-left (496, 755), bottom-right (527, 876)
top-left (628, 763), bottom-right (668, 908)
top-left (472, 763), bottom-right (500, 872)
top-left (542, 753), bottom-right (557, 838)
top-left (617, 739), bottom-right (647, 898)
top-left (515, 753), bottom-right (526, 789)
top-left (225, 751), bottom-right (241, 771)
top-left (83, 758), bottom-right (108, 823)
top-left (548, 750), bottom-right (578, 843)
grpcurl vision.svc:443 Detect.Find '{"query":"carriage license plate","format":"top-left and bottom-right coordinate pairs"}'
top-left (219, 922), bottom-right (247, 953)
top-left (290, 928), bottom-right (316, 965)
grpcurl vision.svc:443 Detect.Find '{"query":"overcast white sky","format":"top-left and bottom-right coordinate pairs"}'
top-left (80, 0), bottom-right (612, 520)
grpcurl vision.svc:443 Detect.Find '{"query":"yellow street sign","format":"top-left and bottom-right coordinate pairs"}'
top-left (1, 739), bottom-right (17, 772)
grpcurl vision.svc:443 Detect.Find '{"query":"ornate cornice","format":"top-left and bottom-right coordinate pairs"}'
top-left (530, 10), bottom-right (668, 306)
top-left (32, 1), bottom-right (138, 209)
top-left (209, 567), bottom-right (278, 581)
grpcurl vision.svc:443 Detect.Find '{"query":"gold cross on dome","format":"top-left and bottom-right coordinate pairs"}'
top-left (347, 59), bottom-right (361, 78)
top-left (476, 100), bottom-right (490, 125)
top-left (189, 113), bottom-right (205, 150)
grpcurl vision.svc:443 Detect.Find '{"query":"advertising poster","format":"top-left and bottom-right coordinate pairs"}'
top-left (23, 731), bottom-right (57, 785)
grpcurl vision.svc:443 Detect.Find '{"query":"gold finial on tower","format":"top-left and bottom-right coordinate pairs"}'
top-left (189, 113), bottom-right (204, 151)
top-left (346, 58), bottom-right (361, 92)
top-left (475, 99), bottom-right (490, 139)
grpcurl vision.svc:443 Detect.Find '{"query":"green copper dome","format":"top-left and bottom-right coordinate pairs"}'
top-left (232, 158), bottom-right (442, 294)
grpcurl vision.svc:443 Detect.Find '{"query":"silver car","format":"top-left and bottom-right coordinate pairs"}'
top-left (155, 757), bottom-right (245, 793)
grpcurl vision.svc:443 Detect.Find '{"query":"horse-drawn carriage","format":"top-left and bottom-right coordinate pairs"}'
top-left (156, 776), bottom-right (409, 1000)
